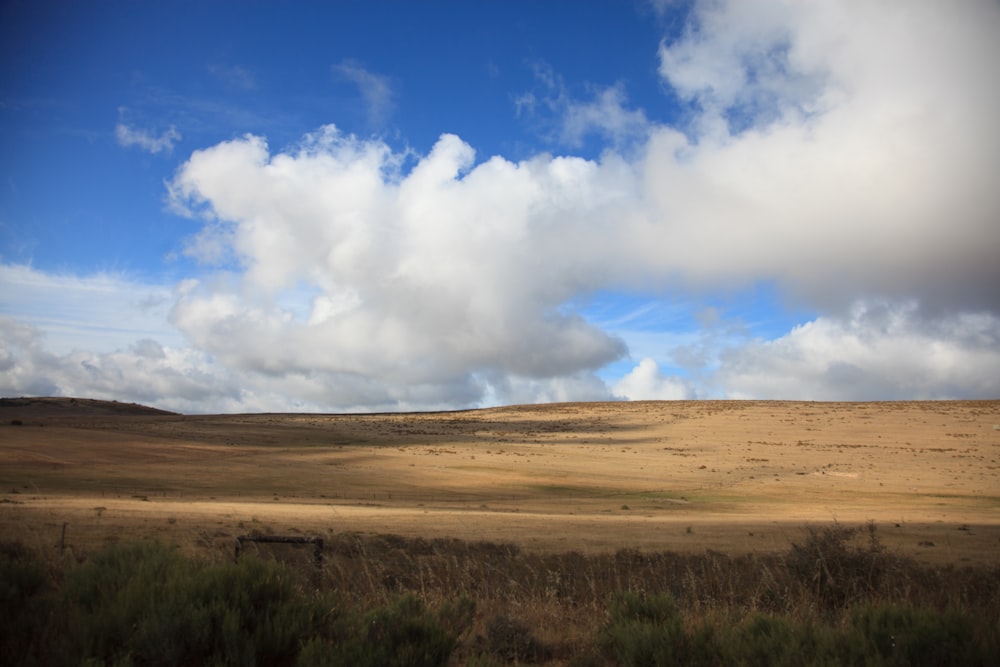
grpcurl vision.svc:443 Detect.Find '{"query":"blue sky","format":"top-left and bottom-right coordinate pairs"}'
top-left (2, 1), bottom-right (999, 413)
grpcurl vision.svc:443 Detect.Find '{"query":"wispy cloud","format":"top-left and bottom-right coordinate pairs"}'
top-left (207, 63), bottom-right (257, 91)
top-left (332, 59), bottom-right (394, 127)
top-left (115, 121), bottom-right (181, 154)
top-left (0, 263), bottom-right (180, 353)
top-left (516, 62), bottom-right (651, 152)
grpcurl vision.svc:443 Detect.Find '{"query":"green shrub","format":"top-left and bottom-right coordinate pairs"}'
top-left (46, 541), bottom-right (475, 666)
top-left (300, 593), bottom-right (473, 667)
top-left (603, 602), bottom-right (840, 667)
top-left (601, 592), bottom-right (692, 666)
top-left (600, 597), bottom-right (999, 667)
top-left (355, 594), bottom-right (463, 666)
top-left (0, 541), bottom-right (56, 666)
top-left (720, 614), bottom-right (839, 667)
top-left (846, 604), bottom-right (995, 667)
top-left (61, 541), bottom-right (332, 666)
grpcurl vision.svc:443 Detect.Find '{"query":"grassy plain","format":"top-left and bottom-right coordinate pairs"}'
top-left (2, 398), bottom-right (998, 564)
top-left (3, 398), bottom-right (1000, 664)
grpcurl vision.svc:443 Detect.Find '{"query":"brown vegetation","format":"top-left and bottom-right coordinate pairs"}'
top-left (2, 398), bottom-right (999, 663)
top-left (2, 398), bottom-right (998, 565)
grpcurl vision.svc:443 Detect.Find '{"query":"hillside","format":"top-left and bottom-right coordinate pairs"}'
top-left (1, 396), bottom-right (177, 421)
top-left (2, 399), bottom-right (998, 565)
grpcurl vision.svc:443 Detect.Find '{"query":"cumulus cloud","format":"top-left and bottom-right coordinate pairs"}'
top-left (639, 0), bottom-right (1000, 313)
top-left (613, 358), bottom-right (692, 400)
top-left (0, 265), bottom-right (230, 412)
top-left (714, 301), bottom-right (1000, 400)
top-left (166, 127), bottom-right (632, 407)
top-left (0, 308), bottom-right (455, 414)
top-left (156, 0), bottom-right (998, 409)
top-left (4, 1), bottom-right (998, 411)
top-left (658, 0), bottom-right (830, 135)
top-left (0, 316), bottom-right (237, 413)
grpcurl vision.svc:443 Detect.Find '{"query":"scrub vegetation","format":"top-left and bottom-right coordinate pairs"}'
top-left (3, 398), bottom-right (999, 663)
top-left (3, 524), bottom-right (998, 665)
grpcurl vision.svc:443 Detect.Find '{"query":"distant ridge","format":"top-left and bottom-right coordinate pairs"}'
top-left (0, 396), bottom-right (177, 417)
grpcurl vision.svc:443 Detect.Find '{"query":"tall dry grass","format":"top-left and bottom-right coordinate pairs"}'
top-left (3, 522), bottom-right (998, 665)
top-left (305, 522), bottom-right (999, 662)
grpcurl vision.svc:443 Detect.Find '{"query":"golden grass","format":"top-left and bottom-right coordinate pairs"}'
top-left (2, 399), bottom-right (999, 565)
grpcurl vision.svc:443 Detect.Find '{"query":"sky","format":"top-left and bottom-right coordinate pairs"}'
top-left (1, 0), bottom-right (999, 414)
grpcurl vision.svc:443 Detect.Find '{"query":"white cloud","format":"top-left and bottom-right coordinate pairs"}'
top-left (516, 62), bottom-right (651, 152)
top-left (332, 59), bottom-right (394, 127)
top-left (480, 371), bottom-right (615, 407)
top-left (714, 301), bottom-right (1000, 400)
top-left (658, 0), bottom-right (829, 136)
top-left (4, 1), bottom-right (999, 411)
top-left (613, 358), bottom-right (692, 400)
top-left (0, 264), bottom-right (180, 353)
top-left (157, 0), bottom-right (999, 410)
top-left (0, 265), bottom-right (228, 412)
top-left (0, 316), bottom-right (240, 413)
top-left (166, 127), bottom-right (631, 408)
top-left (115, 122), bottom-right (181, 154)
top-left (639, 0), bottom-right (1000, 313)
top-left (560, 83), bottom-right (651, 150)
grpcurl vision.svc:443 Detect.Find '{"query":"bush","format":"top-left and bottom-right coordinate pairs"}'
top-left (299, 594), bottom-right (473, 667)
top-left (0, 541), bottom-right (56, 666)
top-left (601, 592), bottom-right (694, 666)
top-left (720, 614), bottom-right (838, 667)
top-left (846, 604), bottom-right (993, 667)
top-left (600, 596), bottom-right (998, 667)
top-left (62, 541), bottom-right (327, 665)
top-left (54, 541), bottom-right (469, 666)
top-left (353, 594), bottom-right (465, 666)
top-left (785, 523), bottom-right (892, 611)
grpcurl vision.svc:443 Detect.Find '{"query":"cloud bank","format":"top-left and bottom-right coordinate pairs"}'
top-left (166, 127), bottom-right (633, 408)
top-left (3, 0), bottom-right (999, 411)
top-left (649, 0), bottom-right (1000, 314)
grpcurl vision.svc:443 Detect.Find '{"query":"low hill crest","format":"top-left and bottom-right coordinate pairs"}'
top-left (0, 396), bottom-right (177, 417)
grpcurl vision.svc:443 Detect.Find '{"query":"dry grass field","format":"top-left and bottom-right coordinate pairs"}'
top-left (2, 397), bottom-right (998, 565)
